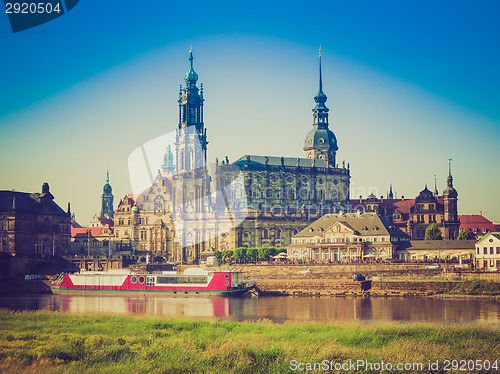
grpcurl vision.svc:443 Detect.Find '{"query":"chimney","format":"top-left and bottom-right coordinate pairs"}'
top-left (479, 211), bottom-right (482, 216)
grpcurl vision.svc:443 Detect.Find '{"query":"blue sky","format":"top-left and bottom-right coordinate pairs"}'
top-left (1, 0), bottom-right (499, 224)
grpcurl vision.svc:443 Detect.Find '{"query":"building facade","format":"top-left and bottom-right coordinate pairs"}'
top-left (475, 232), bottom-right (500, 269)
top-left (71, 215), bottom-right (114, 256)
top-left (0, 183), bottom-right (71, 256)
top-left (287, 212), bottom-right (410, 262)
top-left (350, 164), bottom-right (460, 240)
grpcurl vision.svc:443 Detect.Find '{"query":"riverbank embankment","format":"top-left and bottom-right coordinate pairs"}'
top-left (205, 264), bottom-right (500, 298)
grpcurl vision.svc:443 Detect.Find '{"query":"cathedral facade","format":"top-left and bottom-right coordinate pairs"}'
top-left (113, 50), bottom-right (351, 263)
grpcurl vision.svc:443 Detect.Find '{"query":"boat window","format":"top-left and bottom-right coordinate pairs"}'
top-left (131, 276), bottom-right (137, 284)
top-left (138, 276), bottom-right (145, 284)
top-left (156, 276), bottom-right (208, 284)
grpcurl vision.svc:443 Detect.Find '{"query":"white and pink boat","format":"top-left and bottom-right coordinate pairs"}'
top-left (51, 269), bottom-right (253, 296)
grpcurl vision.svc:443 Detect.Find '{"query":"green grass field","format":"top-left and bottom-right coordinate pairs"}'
top-left (0, 310), bottom-right (499, 373)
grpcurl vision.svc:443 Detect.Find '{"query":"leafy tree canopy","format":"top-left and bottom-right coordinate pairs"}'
top-left (425, 223), bottom-right (443, 240)
top-left (457, 228), bottom-right (475, 240)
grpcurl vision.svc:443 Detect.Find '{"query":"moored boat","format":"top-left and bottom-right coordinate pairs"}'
top-left (51, 269), bottom-right (254, 296)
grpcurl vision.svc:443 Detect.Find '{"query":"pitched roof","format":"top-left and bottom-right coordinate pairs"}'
top-left (232, 155), bottom-right (331, 168)
top-left (0, 190), bottom-right (67, 216)
top-left (402, 240), bottom-right (476, 251)
top-left (294, 212), bottom-right (408, 238)
top-left (97, 216), bottom-right (114, 227)
top-left (71, 226), bottom-right (114, 238)
top-left (459, 215), bottom-right (499, 232)
top-left (476, 232), bottom-right (500, 244)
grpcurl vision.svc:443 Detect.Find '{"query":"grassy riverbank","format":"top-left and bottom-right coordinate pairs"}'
top-left (0, 311), bottom-right (499, 373)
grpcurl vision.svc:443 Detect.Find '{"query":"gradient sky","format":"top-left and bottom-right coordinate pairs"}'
top-left (1, 0), bottom-right (499, 224)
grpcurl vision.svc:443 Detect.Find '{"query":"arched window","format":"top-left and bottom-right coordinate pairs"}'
top-left (318, 190), bottom-right (324, 201)
top-left (276, 229), bottom-right (281, 239)
top-left (262, 229), bottom-right (269, 239)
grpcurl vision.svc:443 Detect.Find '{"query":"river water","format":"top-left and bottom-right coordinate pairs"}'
top-left (1, 294), bottom-right (499, 325)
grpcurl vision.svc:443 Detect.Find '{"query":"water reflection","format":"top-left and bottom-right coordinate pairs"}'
top-left (0, 294), bottom-right (499, 324)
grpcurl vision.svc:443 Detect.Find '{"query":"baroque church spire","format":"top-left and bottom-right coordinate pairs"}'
top-left (101, 170), bottom-right (114, 218)
top-left (304, 47), bottom-right (339, 166)
top-left (177, 49), bottom-right (207, 171)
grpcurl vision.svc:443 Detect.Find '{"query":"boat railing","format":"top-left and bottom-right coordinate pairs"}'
top-left (53, 273), bottom-right (65, 285)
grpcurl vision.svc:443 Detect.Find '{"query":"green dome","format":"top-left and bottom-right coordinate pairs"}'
top-left (304, 127), bottom-right (338, 151)
top-left (103, 183), bottom-right (112, 194)
top-left (132, 206), bottom-right (139, 212)
top-left (184, 51), bottom-right (198, 84)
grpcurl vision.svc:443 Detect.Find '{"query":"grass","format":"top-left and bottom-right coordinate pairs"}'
top-left (445, 280), bottom-right (500, 295)
top-left (0, 310), bottom-right (499, 373)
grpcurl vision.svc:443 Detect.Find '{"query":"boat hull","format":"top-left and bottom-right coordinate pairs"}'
top-left (51, 271), bottom-right (253, 297)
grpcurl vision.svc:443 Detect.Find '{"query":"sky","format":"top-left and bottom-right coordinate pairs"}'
top-left (1, 0), bottom-right (499, 224)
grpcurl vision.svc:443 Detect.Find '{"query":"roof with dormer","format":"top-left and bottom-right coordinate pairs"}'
top-left (294, 212), bottom-right (409, 239)
top-left (460, 215), bottom-right (500, 233)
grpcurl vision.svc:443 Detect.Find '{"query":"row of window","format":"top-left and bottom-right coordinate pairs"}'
top-left (477, 247), bottom-right (500, 255)
top-left (117, 217), bottom-right (152, 226)
top-left (479, 260), bottom-right (500, 268)
top-left (294, 236), bottom-right (387, 244)
top-left (416, 214), bottom-right (437, 223)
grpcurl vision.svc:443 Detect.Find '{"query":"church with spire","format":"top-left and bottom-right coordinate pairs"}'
top-left (215, 48), bottom-right (351, 249)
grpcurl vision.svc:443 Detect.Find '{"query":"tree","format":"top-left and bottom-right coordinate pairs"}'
top-left (458, 228), bottom-right (475, 240)
top-left (233, 247), bottom-right (246, 263)
top-left (213, 250), bottom-right (223, 262)
top-left (425, 223), bottom-right (443, 240)
top-left (222, 250), bottom-right (233, 263)
top-left (258, 247), bottom-right (272, 262)
top-left (246, 247), bottom-right (258, 263)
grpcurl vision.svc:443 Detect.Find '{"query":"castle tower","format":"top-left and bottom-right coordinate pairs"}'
top-left (100, 170), bottom-right (114, 218)
top-left (443, 159), bottom-right (459, 239)
top-left (303, 48), bottom-right (338, 165)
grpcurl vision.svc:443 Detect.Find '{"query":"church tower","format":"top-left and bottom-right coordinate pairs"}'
top-left (443, 159), bottom-right (459, 239)
top-left (100, 170), bottom-right (114, 218)
top-left (173, 50), bottom-right (211, 214)
top-left (161, 145), bottom-right (175, 175)
top-left (304, 48), bottom-right (338, 165)
top-left (176, 49), bottom-right (208, 172)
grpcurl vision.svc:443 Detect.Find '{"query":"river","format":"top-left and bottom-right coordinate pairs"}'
top-left (1, 294), bottom-right (499, 324)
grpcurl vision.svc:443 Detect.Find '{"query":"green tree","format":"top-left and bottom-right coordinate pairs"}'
top-left (458, 228), bottom-right (475, 240)
top-left (213, 250), bottom-right (223, 262)
top-left (222, 250), bottom-right (233, 263)
top-left (425, 223), bottom-right (443, 240)
top-left (233, 247), bottom-right (246, 263)
top-left (246, 247), bottom-right (258, 263)
top-left (258, 247), bottom-right (272, 262)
